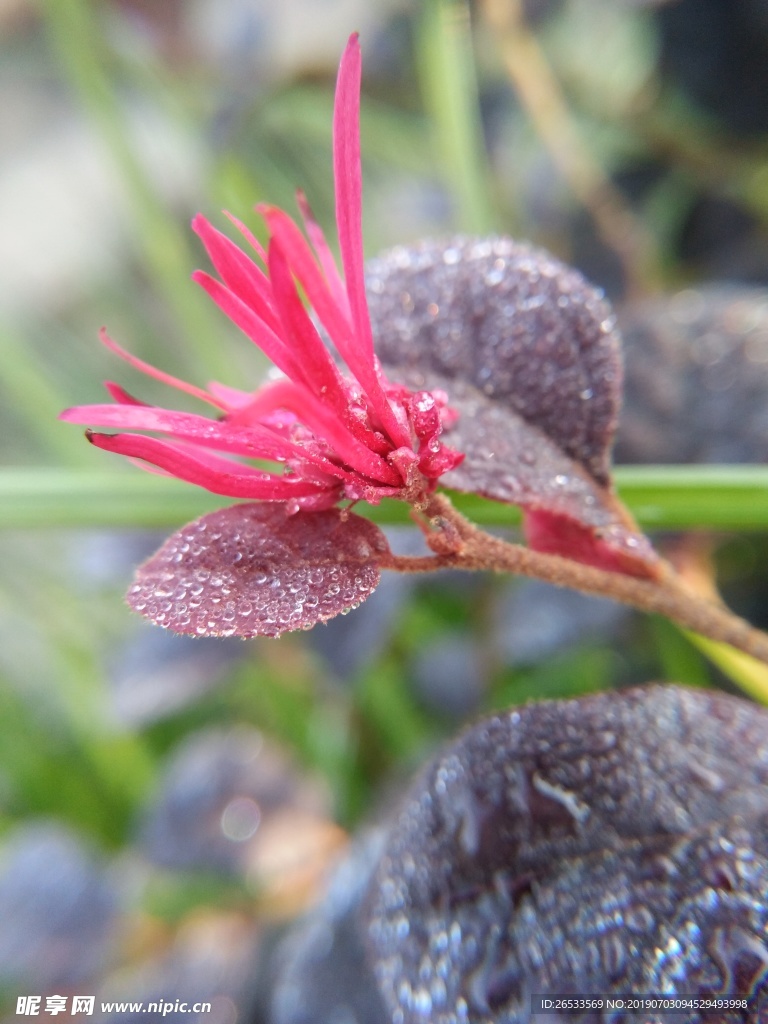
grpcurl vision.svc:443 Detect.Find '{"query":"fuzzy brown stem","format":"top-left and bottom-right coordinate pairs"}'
top-left (389, 493), bottom-right (768, 665)
top-left (377, 553), bottom-right (445, 574)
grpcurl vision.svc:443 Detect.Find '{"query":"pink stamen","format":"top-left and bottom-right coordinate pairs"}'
top-left (98, 329), bottom-right (226, 411)
top-left (223, 211), bottom-right (267, 263)
top-left (104, 382), bottom-right (149, 406)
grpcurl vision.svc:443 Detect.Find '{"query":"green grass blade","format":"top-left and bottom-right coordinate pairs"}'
top-left (1, 465), bottom-right (768, 531)
top-left (419, 0), bottom-right (496, 232)
top-left (40, 0), bottom-right (228, 380)
top-left (684, 631), bottom-right (768, 705)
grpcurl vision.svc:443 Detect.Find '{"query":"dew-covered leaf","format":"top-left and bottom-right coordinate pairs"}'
top-left (127, 503), bottom-right (389, 638)
top-left (365, 685), bottom-right (768, 1023)
top-left (368, 238), bottom-right (620, 484)
top-left (616, 285), bottom-right (768, 465)
top-left (367, 237), bottom-right (658, 577)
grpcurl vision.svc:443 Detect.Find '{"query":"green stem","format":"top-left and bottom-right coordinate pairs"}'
top-left (0, 324), bottom-right (93, 466)
top-left (419, 0), bottom-right (496, 233)
top-left (1, 465), bottom-right (768, 530)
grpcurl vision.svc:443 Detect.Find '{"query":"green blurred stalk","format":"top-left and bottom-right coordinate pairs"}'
top-left (610, 465), bottom-right (768, 529)
top-left (0, 468), bottom-right (220, 529)
top-left (0, 324), bottom-right (93, 465)
top-left (684, 632), bottom-right (768, 704)
top-left (41, 0), bottom-right (229, 380)
top-left (419, 0), bottom-right (496, 232)
top-left (2, 465), bottom-right (768, 530)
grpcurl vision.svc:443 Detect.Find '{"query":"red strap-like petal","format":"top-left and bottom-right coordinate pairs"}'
top-left (62, 403), bottom-right (297, 461)
top-left (192, 270), bottom-right (310, 389)
top-left (86, 430), bottom-right (335, 501)
top-left (65, 385), bottom-right (404, 490)
top-left (266, 238), bottom-right (350, 414)
top-left (192, 214), bottom-right (282, 336)
top-left (332, 35), bottom-right (410, 448)
top-left (296, 189), bottom-right (349, 316)
top-left (333, 36), bottom-right (369, 361)
top-left (230, 378), bottom-right (401, 486)
top-left (258, 206), bottom-right (356, 367)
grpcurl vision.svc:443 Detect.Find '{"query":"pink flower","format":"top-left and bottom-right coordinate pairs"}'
top-left (61, 34), bottom-right (462, 515)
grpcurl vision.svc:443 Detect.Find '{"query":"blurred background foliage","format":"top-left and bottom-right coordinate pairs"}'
top-left (2, 0), bottom-right (768, 1019)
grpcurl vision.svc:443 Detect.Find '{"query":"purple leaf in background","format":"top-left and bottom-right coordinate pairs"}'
top-left (0, 823), bottom-right (119, 992)
top-left (127, 503), bottom-right (389, 638)
top-left (365, 685), bottom-right (768, 1023)
top-left (616, 285), bottom-right (768, 466)
top-left (270, 831), bottom-right (390, 1024)
top-left (367, 237), bottom-right (659, 577)
top-left (141, 726), bottom-right (328, 874)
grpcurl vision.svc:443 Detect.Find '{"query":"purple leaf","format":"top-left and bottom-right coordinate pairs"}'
top-left (365, 685), bottom-right (768, 1022)
top-left (367, 237), bottom-right (658, 576)
top-left (127, 503), bottom-right (389, 638)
